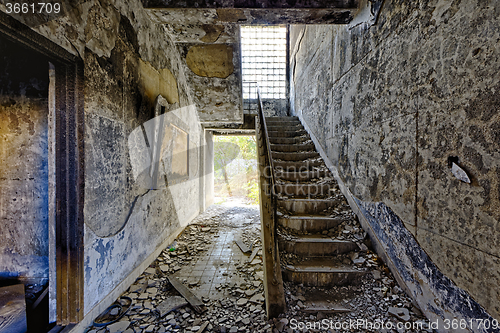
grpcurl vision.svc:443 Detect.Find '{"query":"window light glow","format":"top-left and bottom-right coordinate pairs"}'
top-left (241, 26), bottom-right (287, 100)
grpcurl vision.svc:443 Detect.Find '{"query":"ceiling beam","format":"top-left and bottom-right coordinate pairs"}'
top-left (148, 8), bottom-right (356, 25)
top-left (143, 0), bottom-right (358, 9)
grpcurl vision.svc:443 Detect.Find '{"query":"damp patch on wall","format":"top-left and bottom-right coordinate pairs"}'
top-left (186, 44), bottom-right (234, 79)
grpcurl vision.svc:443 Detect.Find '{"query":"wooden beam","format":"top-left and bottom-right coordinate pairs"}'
top-left (167, 277), bottom-right (205, 313)
top-left (54, 53), bottom-right (85, 326)
top-left (147, 7), bottom-right (355, 25)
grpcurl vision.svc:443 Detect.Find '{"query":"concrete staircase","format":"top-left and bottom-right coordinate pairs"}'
top-left (266, 116), bottom-right (368, 295)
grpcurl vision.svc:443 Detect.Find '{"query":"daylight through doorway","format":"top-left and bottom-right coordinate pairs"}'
top-left (213, 136), bottom-right (258, 205)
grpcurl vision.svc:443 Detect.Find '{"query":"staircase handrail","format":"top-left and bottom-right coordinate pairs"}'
top-left (255, 85), bottom-right (286, 318)
top-left (256, 86), bottom-right (276, 194)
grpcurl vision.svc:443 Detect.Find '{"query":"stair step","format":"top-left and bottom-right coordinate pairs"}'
top-left (283, 258), bottom-right (367, 287)
top-left (273, 160), bottom-right (324, 171)
top-left (268, 130), bottom-right (307, 138)
top-left (271, 151), bottom-right (319, 161)
top-left (275, 170), bottom-right (331, 181)
top-left (278, 216), bottom-right (345, 232)
top-left (277, 198), bottom-right (342, 214)
top-left (298, 290), bottom-right (351, 314)
top-left (278, 236), bottom-right (358, 256)
top-left (275, 183), bottom-right (331, 197)
top-left (266, 116), bottom-right (299, 121)
top-left (270, 143), bottom-right (315, 152)
top-left (269, 137), bottom-right (310, 145)
top-left (266, 121), bottom-right (302, 128)
top-left (266, 123), bottom-right (303, 130)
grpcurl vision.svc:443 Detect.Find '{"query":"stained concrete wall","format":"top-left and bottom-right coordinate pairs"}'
top-left (147, 9), bottom-right (295, 124)
top-left (290, 0), bottom-right (500, 327)
top-left (81, 8), bottom-right (205, 316)
top-left (0, 35), bottom-right (50, 283)
top-left (1, 0), bottom-right (210, 323)
top-left (205, 130), bottom-right (215, 207)
top-left (179, 39), bottom-right (243, 124)
top-left (262, 99), bottom-right (288, 117)
top-left (148, 10), bottom-right (244, 125)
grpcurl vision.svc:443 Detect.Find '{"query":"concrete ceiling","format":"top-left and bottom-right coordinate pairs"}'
top-left (147, 8), bottom-right (356, 25)
top-left (143, 0), bottom-right (362, 129)
top-left (142, 0), bottom-right (358, 9)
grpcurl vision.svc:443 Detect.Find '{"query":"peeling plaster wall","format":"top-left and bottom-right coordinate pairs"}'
top-left (81, 6), bottom-right (205, 315)
top-left (0, 35), bottom-right (50, 283)
top-left (177, 32), bottom-right (243, 125)
top-left (147, 10), bottom-right (244, 126)
top-left (290, 0), bottom-right (500, 327)
top-left (1, 0), bottom-right (208, 320)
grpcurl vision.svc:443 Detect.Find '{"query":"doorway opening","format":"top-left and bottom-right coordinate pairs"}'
top-left (213, 135), bottom-right (258, 205)
top-left (0, 30), bottom-right (52, 333)
top-left (0, 12), bottom-right (85, 328)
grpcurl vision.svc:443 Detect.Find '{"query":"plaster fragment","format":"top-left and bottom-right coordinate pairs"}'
top-left (451, 162), bottom-right (471, 183)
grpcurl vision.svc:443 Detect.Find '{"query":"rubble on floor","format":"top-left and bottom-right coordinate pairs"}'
top-left (85, 200), bottom-right (430, 333)
top-left (86, 202), bottom-right (270, 333)
top-left (277, 267), bottom-right (430, 333)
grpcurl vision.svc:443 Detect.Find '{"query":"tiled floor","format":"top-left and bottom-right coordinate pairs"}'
top-left (86, 200), bottom-right (265, 333)
top-left (170, 201), bottom-right (261, 300)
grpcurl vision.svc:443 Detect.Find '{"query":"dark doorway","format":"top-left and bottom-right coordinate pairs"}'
top-left (0, 12), bottom-right (85, 326)
top-left (0, 30), bottom-right (51, 333)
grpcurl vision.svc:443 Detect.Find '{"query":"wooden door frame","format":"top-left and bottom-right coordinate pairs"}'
top-left (0, 12), bottom-right (85, 324)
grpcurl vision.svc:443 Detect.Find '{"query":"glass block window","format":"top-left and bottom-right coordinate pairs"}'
top-left (241, 25), bottom-right (287, 100)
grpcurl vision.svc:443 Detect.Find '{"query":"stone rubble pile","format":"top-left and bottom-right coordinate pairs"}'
top-left (86, 205), bottom-right (272, 333)
top-left (277, 268), bottom-right (430, 333)
top-left (86, 203), bottom-right (430, 333)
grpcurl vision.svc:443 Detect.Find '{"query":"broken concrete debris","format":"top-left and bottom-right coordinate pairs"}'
top-left (156, 296), bottom-right (189, 317)
top-left (388, 306), bottom-right (411, 322)
top-left (451, 162), bottom-right (471, 183)
top-left (235, 240), bottom-right (251, 254)
top-left (86, 203), bottom-right (270, 333)
top-left (86, 202), bottom-right (428, 333)
top-left (167, 277), bottom-right (205, 313)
